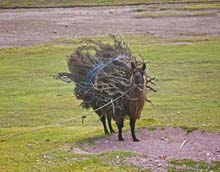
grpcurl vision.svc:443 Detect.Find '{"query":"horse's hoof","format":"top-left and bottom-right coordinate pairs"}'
top-left (133, 138), bottom-right (140, 142)
top-left (104, 131), bottom-right (109, 135)
top-left (119, 138), bottom-right (124, 141)
top-left (110, 130), bottom-right (115, 134)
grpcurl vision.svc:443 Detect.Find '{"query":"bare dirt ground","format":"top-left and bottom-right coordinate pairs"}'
top-left (0, 5), bottom-right (220, 48)
top-left (81, 127), bottom-right (220, 171)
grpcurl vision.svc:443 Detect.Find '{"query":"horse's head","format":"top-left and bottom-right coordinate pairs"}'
top-left (131, 62), bottom-right (146, 86)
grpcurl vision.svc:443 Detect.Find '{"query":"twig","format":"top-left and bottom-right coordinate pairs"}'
top-left (180, 140), bottom-right (187, 148)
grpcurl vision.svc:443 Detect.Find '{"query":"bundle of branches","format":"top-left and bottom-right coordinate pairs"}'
top-left (57, 36), bottom-right (156, 113)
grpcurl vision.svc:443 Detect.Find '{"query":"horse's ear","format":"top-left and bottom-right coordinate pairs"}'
top-left (142, 63), bottom-right (146, 70)
top-left (131, 62), bottom-right (136, 70)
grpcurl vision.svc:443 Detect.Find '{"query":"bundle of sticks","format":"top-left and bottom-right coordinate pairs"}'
top-left (57, 36), bottom-right (156, 112)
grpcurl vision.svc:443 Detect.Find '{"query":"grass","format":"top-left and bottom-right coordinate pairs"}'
top-left (0, 34), bottom-right (220, 171)
top-left (135, 10), bottom-right (217, 18)
top-left (173, 2), bottom-right (220, 10)
top-left (169, 159), bottom-right (220, 171)
top-left (147, 2), bottom-right (220, 11)
top-left (0, 0), bottom-right (218, 8)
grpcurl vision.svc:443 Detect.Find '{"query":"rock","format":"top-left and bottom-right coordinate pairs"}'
top-left (26, 144), bottom-right (33, 147)
top-left (206, 153), bottom-right (211, 157)
top-left (43, 155), bottom-right (49, 158)
top-left (64, 157), bottom-right (68, 161)
top-left (157, 163), bottom-right (162, 167)
top-left (71, 157), bottom-right (78, 161)
top-left (160, 137), bottom-right (168, 141)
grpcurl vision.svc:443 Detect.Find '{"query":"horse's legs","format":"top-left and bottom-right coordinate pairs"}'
top-left (130, 118), bottom-right (139, 142)
top-left (117, 120), bottom-right (124, 141)
top-left (100, 115), bottom-right (109, 135)
top-left (107, 115), bottom-right (115, 133)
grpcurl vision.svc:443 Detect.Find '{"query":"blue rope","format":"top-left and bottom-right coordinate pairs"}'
top-left (85, 58), bottom-right (119, 91)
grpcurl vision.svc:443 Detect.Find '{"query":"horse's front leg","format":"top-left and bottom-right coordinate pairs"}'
top-left (130, 118), bottom-right (139, 142)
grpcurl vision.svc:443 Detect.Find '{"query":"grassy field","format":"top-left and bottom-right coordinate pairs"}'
top-left (134, 2), bottom-right (220, 18)
top-left (0, 0), bottom-right (218, 8)
top-left (0, 35), bottom-right (220, 171)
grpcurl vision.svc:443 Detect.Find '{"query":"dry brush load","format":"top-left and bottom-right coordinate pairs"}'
top-left (57, 36), bottom-right (156, 141)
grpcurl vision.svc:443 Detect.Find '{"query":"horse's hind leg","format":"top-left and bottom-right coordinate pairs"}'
top-left (116, 120), bottom-right (124, 141)
top-left (100, 114), bottom-right (109, 135)
top-left (107, 115), bottom-right (115, 133)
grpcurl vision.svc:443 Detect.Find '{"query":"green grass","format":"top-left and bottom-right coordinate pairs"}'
top-left (177, 3), bottom-right (220, 10)
top-left (147, 2), bottom-right (220, 11)
top-left (135, 10), bottom-right (217, 18)
top-left (0, 35), bottom-right (220, 171)
top-left (169, 159), bottom-right (220, 171)
top-left (0, 0), bottom-right (218, 8)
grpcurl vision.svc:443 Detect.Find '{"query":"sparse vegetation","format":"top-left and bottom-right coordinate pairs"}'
top-left (148, 2), bottom-right (220, 11)
top-left (135, 10), bottom-right (217, 18)
top-left (0, 0), bottom-right (218, 8)
top-left (169, 159), bottom-right (220, 172)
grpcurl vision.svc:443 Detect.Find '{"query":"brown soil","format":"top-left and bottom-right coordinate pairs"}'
top-left (0, 5), bottom-right (220, 48)
top-left (81, 127), bottom-right (220, 171)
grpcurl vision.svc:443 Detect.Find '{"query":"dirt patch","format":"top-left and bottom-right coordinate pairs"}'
top-left (82, 127), bottom-right (220, 171)
top-left (0, 4), bottom-right (220, 48)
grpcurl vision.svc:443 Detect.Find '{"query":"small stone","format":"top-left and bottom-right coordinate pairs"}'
top-left (215, 148), bottom-right (220, 152)
top-left (26, 144), bottom-right (33, 147)
top-left (206, 153), bottom-right (210, 157)
top-left (116, 155), bottom-right (119, 159)
top-left (176, 111), bottom-right (180, 114)
top-left (43, 155), bottom-right (48, 158)
top-left (160, 137), bottom-right (168, 141)
top-left (71, 157), bottom-right (78, 161)
top-left (142, 159), bottom-right (147, 162)
top-left (105, 140), bottom-right (109, 143)
top-left (158, 163), bottom-right (162, 167)
top-left (64, 157), bottom-right (68, 161)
